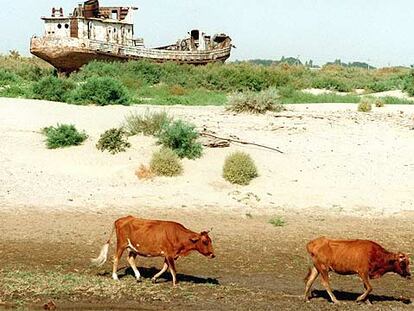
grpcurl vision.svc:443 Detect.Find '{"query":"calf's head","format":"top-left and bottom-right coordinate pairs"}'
top-left (191, 231), bottom-right (215, 259)
top-left (391, 253), bottom-right (411, 279)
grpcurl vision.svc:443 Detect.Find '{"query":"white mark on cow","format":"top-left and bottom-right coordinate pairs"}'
top-left (127, 238), bottom-right (139, 253)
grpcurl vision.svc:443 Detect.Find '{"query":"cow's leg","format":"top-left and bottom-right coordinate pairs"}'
top-left (126, 251), bottom-right (141, 282)
top-left (304, 266), bottom-right (319, 302)
top-left (166, 257), bottom-right (177, 286)
top-left (356, 273), bottom-right (372, 302)
top-left (112, 246), bottom-right (125, 281)
top-left (319, 269), bottom-right (339, 304)
top-left (152, 259), bottom-right (168, 283)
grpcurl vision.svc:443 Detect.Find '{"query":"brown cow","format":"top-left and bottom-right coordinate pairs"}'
top-left (91, 215), bottom-right (215, 286)
top-left (304, 237), bottom-right (411, 304)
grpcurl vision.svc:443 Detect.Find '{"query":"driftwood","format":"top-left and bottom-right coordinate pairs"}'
top-left (200, 131), bottom-right (283, 154)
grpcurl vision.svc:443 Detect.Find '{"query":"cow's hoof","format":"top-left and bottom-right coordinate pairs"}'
top-left (136, 278), bottom-right (142, 283)
top-left (151, 278), bottom-right (157, 284)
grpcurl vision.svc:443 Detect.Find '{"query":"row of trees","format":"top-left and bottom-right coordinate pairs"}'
top-left (238, 57), bottom-right (376, 69)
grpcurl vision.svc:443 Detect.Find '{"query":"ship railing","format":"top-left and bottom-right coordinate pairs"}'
top-left (87, 40), bottom-right (231, 60)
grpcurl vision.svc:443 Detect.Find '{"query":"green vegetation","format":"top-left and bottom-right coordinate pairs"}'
top-left (96, 128), bottom-right (131, 154)
top-left (32, 76), bottom-right (75, 102)
top-left (68, 77), bottom-right (130, 106)
top-left (269, 216), bottom-right (286, 227)
top-left (157, 120), bottom-right (203, 159)
top-left (42, 124), bottom-right (88, 149)
top-left (223, 152), bottom-right (258, 185)
top-left (2, 52), bottom-right (414, 106)
top-left (124, 110), bottom-right (172, 136)
top-left (358, 97), bottom-right (373, 112)
top-left (150, 148), bottom-right (183, 177)
top-left (227, 88), bottom-right (285, 114)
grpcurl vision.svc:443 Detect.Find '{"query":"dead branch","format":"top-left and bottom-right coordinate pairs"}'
top-left (200, 132), bottom-right (284, 154)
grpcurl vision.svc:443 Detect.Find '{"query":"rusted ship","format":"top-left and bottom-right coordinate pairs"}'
top-left (30, 0), bottom-right (232, 74)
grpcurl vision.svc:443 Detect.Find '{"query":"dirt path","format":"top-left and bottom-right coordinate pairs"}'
top-left (0, 208), bottom-right (412, 310)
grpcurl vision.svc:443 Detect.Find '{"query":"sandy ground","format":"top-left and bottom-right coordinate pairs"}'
top-left (1, 98), bottom-right (414, 309)
top-left (1, 98), bottom-right (414, 216)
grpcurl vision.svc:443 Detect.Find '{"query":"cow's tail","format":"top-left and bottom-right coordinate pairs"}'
top-left (91, 223), bottom-right (115, 267)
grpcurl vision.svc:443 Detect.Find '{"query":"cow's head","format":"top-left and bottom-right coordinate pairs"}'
top-left (190, 231), bottom-right (215, 259)
top-left (391, 253), bottom-right (411, 279)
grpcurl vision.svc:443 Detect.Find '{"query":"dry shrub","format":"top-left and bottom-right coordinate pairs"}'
top-left (358, 97), bottom-right (373, 112)
top-left (223, 152), bottom-right (258, 185)
top-left (169, 85), bottom-right (187, 96)
top-left (124, 110), bottom-right (171, 136)
top-left (374, 98), bottom-right (385, 107)
top-left (150, 148), bottom-right (183, 177)
top-left (135, 164), bottom-right (154, 180)
top-left (227, 88), bottom-right (284, 114)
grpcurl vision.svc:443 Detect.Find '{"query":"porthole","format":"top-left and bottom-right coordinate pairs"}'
top-left (57, 24), bottom-right (62, 29)
top-left (65, 24), bottom-right (69, 29)
top-left (114, 28), bottom-right (116, 33)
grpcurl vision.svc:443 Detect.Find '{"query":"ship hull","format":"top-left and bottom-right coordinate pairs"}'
top-left (30, 37), bottom-right (231, 74)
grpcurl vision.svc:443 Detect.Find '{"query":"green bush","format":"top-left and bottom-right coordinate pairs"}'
top-left (0, 69), bottom-right (19, 86)
top-left (157, 120), bottom-right (203, 159)
top-left (223, 152), bottom-right (258, 185)
top-left (150, 148), bottom-right (183, 177)
top-left (42, 124), bottom-right (88, 149)
top-left (96, 128), bottom-right (131, 154)
top-left (0, 84), bottom-right (29, 98)
top-left (124, 110), bottom-right (171, 136)
top-left (69, 77), bottom-right (129, 106)
top-left (358, 97), bottom-right (373, 112)
top-left (32, 76), bottom-right (75, 102)
top-left (227, 88), bottom-right (284, 114)
top-left (269, 216), bottom-right (286, 227)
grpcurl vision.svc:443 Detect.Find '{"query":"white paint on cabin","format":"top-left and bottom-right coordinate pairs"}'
top-left (42, 6), bottom-right (137, 46)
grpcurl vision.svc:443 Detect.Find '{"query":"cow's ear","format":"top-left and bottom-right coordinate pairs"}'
top-left (190, 236), bottom-right (200, 243)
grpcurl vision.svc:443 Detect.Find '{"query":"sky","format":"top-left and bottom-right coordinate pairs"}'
top-left (1, 0), bottom-right (414, 67)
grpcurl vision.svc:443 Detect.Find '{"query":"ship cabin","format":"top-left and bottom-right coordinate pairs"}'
top-left (41, 0), bottom-right (143, 47)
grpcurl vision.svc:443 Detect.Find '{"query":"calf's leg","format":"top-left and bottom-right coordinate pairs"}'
top-left (112, 246), bottom-right (125, 281)
top-left (319, 268), bottom-right (339, 304)
top-left (356, 273), bottom-right (372, 302)
top-left (304, 266), bottom-right (319, 301)
top-left (166, 257), bottom-right (178, 286)
top-left (152, 259), bottom-right (168, 283)
top-left (126, 251), bottom-right (141, 281)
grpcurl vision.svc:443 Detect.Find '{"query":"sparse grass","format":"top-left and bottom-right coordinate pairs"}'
top-left (96, 128), bottom-right (131, 154)
top-left (383, 96), bottom-right (414, 105)
top-left (280, 89), bottom-right (360, 104)
top-left (268, 216), bottom-right (286, 227)
top-left (150, 148), bottom-right (183, 177)
top-left (227, 88), bottom-right (284, 114)
top-left (358, 97), bottom-right (373, 112)
top-left (124, 110), bottom-right (172, 136)
top-left (157, 120), bottom-right (203, 159)
top-left (41, 124), bottom-right (87, 149)
top-left (223, 152), bottom-right (258, 185)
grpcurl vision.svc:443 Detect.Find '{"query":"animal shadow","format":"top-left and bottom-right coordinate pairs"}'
top-left (119, 266), bottom-right (219, 285)
top-left (311, 290), bottom-right (412, 304)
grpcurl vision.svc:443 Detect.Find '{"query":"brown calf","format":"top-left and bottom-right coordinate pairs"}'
top-left (92, 216), bottom-right (215, 286)
top-left (304, 237), bottom-right (411, 304)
